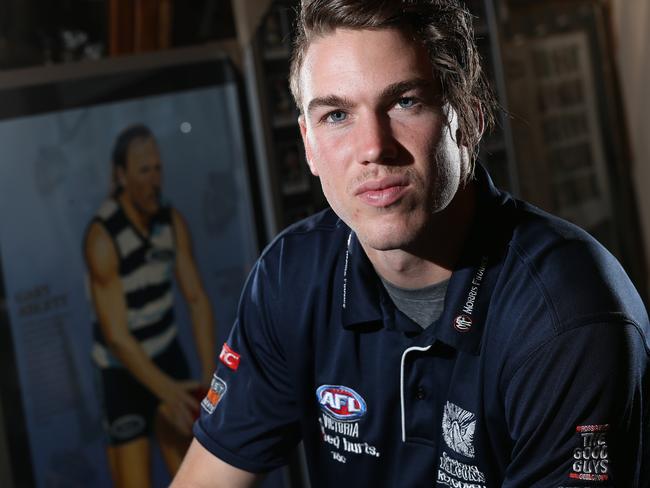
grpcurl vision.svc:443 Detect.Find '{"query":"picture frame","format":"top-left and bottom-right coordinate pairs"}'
top-left (502, 0), bottom-right (648, 297)
top-left (260, 3), bottom-right (293, 60)
top-left (0, 48), bottom-right (268, 488)
top-left (276, 139), bottom-right (310, 196)
top-left (267, 72), bottom-right (298, 129)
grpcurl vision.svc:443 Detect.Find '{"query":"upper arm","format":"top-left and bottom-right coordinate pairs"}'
top-left (84, 222), bottom-right (129, 341)
top-left (171, 208), bottom-right (207, 303)
top-left (502, 321), bottom-right (649, 487)
top-left (193, 258), bottom-right (300, 471)
top-left (171, 439), bottom-right (261, 488)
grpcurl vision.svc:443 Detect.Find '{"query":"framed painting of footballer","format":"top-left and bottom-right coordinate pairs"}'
top-left (0, 49), bottom-right (271, 487)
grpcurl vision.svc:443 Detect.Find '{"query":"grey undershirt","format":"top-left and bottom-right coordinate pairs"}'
top-left (380, 277), bottom-right (450, 329)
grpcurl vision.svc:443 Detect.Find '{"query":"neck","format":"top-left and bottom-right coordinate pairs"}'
top-left (363, 180), bottom-right (476, 289)
top-left (118, 193), bottom-right (152, 236)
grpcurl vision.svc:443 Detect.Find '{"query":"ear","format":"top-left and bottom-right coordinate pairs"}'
top-left (299, 115), bottom-right (319, 176)
top-left (475, 103), bottom-right (485, 140)
top-left (454, 103), bottom-right (485, 148)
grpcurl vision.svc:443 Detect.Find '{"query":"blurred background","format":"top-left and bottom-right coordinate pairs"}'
top-left (0, 0), bottom-right (647, 487)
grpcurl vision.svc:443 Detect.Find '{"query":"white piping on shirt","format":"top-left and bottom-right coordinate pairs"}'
top-left (342, 232), bottom-right (353, 309)
top-left (400, 345), bottom-right (433, 442)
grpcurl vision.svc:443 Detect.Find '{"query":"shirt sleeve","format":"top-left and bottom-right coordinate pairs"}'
top-left (193, 257), bottom-right (301, 473)
top-left (501, 319), bottom-right (649, 487)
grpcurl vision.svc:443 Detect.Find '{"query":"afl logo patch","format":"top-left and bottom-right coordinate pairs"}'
top-left (316, 385), bottom-right (367, 421)
top-left (453, 314), bottom-right (472, 332)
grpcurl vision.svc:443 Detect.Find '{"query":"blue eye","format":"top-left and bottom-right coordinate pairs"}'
top-left (326, 111), bottom-right (347, 123)
top-left (397, 97), bottom-right (416, 109)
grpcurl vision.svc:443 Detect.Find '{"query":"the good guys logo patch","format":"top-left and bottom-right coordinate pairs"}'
top-left (569, 424), bottom-right (610, 482)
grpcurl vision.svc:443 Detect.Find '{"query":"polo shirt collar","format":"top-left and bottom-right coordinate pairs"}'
top-left (340, 231), bottom-right (385, 329)
top-left (339, 164), bottom-right (513, 354)
top-left (430, 165), bottom-right (512, 354)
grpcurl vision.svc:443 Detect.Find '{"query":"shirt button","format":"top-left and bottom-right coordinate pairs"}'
top-left (416, 387), bottom-right (426, 400)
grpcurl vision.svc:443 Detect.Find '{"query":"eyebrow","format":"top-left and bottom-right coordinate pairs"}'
top-left (380, 78), bottom-right (436, 101)
top-left (306, 94), bottom-right (355, 116)
top-left (305, 78), bottom-right (436, 116)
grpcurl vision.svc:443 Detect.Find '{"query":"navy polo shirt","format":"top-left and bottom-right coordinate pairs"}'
top-left (195, 166), bottom-right (649, 487)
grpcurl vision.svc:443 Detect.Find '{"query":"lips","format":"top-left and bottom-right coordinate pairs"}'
top-left (354, 175), bottom-right (409, 207)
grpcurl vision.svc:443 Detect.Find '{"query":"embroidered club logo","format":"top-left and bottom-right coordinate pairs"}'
top-left (201, 375), bottom-right (227, 414)
top-left (316, 385), bottom-right (367, 421)
top-left (453, 314), bottom-right (473, 332)
top-left (442, 401), bottom-right (476, 458)
top-left (219, 342), bottom-right (241, 371)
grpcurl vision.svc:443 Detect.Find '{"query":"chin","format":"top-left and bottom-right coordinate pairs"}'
top-left (138, 202), bottom-right (160, 217)
top-left (365, 235), bottom-right (416, 252)
top-left (354, 221), bottom-right (420, 252)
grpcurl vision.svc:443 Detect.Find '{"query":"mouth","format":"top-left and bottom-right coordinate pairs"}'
top-left (354, 175), bottom-right (409, 208)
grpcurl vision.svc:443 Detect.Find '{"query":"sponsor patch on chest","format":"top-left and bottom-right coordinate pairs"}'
top-left (316, 384), bottom-right (381, 464)
top-left (316, 384), bottom-right (367, 421)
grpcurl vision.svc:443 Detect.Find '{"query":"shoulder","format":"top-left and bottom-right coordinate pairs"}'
top-left (90, 197), bottom-right (126, 238)
top-left (84, 221), bottom-right (118, 278)
top-left (489, 199), bottom-right (649, 350)
top-left (95, 198), bottom-right (119, 221)
top-left (240, 208), bottom-right (346, 313)
top-left (168, 206), bottom-right (186, 229)
top-left (484, 199), bottom-right (649, 386)
top-left (233, 208), bottom-right (345, 352)
top-left (86, 198), bottom-right (117, 252)
top-left (516, 202), bottom-right (644, 322)
top-left (259, 208), bottom-right (347, 275)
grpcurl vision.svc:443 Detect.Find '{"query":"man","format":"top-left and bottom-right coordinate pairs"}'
top-left (84, 124), bottom-right (216, 487)
top-left (173, 1), bottom-right (649, 487)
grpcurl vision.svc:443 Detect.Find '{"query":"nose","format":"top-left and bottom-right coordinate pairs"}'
top-left (354, 111), bottom-right (398, 165)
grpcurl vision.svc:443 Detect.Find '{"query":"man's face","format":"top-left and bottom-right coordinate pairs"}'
top-left (299, 28), bottom-right (468, 252)
top-left (118, 136), bottom-right (162, 217)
